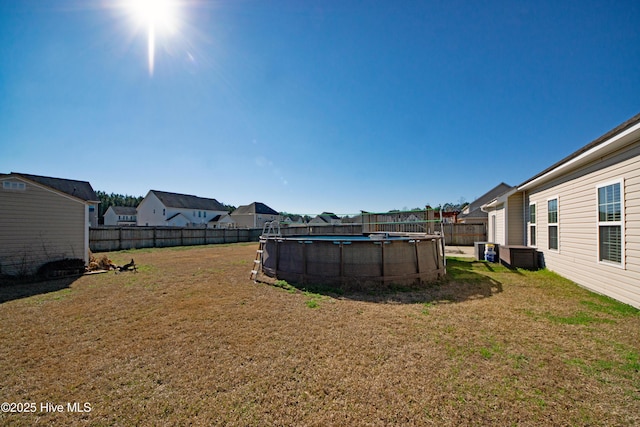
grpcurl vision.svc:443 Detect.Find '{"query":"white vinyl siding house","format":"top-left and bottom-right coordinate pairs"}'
top-left (483, 189), bottom-right (523, 246)
top-left (104, 206), bottom-right (137, 226)
top-left (137, 190), bottom-right (229, 228)
top-left (230, 202), bottom-right (280, 229)
top-left (484, 113), bottom-right (640, 308)
top-left (522, 142), bottom-right (639, 307)
top-left (0, 173), bottom-right (98, 275)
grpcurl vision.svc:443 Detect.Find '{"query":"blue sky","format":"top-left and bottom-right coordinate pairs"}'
top-left (1, 0), bottom-right (638, 215)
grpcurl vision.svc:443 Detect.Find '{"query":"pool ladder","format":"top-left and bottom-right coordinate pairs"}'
top-left (249, 238), bottom-right (266, 282)
top-left (250, 221), bottom-right (281, 282)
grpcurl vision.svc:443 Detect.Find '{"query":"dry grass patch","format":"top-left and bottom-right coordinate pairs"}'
top-left (0, 244), bottom-right (638, 426)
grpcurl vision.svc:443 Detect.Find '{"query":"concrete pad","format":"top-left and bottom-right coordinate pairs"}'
top-left (444, 245), bottom-right (475, 257)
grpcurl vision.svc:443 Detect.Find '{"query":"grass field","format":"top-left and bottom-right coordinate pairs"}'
top-left (1, 243), bottom-right (639, 426)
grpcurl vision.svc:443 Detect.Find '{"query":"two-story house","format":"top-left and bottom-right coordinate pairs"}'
top-left (230, 202), bottom-right (280, 229)
top-left (137, 190), bottom-right (229, 227)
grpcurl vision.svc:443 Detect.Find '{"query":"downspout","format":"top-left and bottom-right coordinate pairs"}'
top-left (84, 203), bottom-right (90, 266)
top-left (504, 200), bottom-right (509, 246)
top-left (523, 190), bottom-right (527, 246)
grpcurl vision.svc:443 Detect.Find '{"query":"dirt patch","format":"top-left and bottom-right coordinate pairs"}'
top-left (0, 243), bottom-right (638, 426)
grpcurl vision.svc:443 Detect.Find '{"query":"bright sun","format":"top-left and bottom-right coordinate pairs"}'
top-left (129, 0), bottom-right (177, 29)
top-left (126, 0), bottom-right (180, 75)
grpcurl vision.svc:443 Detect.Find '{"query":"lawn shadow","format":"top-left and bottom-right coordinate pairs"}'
top-left (262, 257), bottom-right (503, 305)
top-left (0, 276), bottom-right (81, 304)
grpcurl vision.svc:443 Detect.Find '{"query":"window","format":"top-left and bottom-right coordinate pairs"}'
top-left (528, 203), bottom-right (537, 246)
top-left (163, 208), bottom-right (165, 216)
top-left (548, 198), bottom-right (558, 250)
top-left (2, 181), bottom-right (26, 191)
top-left (598, 181), bottom-right (623, 265)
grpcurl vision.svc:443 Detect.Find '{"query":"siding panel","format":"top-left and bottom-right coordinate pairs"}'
top-left (0, 179), bottom-right (86, 275)
top-left (528, 140), bottom-right (640, 308)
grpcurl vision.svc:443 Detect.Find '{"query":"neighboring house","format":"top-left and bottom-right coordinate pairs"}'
top-left (230, 202), bottom-right (280, 229)
top-left (137, 190), bottom-right (228, 227)
top-left (0, 172), bottom-right (99, 275)
top-left (457, 182), bottom-right (513, 224)
top-left (483, 113), bottom-right (640, 308)
top-left (209, 213), bottom-right (235, 229)
top-left (282, 215), bottom-right (307, 226)
top-left (104, 206), bottom-right (137, 226)
top-left (309, 212), bottom-right (342, 226)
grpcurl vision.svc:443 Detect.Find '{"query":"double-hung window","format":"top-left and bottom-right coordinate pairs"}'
top-left (597, 180), bottom-right (623, 265)
top-left (528, 203), bottom-right (537, 246)
top-left (548, 198), bottom-right (558, 250)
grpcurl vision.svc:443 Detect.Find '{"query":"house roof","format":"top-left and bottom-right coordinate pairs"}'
top-left (459, 208), bottom-right (490, 219)
top-left (231, 202), bottom-right (279, 216)
top-left (6, 172), bottom-right (99, 202)
top-left (166, 212), bottom-right (190, 221)
top-left (149, 190), bottom-right (225, 211)
top-left (518, 112), bottom-right (640, 191)
top-left (313, 212), bottom-right (340, 223)
top-left (109, 206), bottom-right (137, 215)
top-left (459, 182), bottom-right (513, 219)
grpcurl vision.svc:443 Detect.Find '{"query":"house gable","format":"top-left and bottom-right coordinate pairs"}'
top-left (459, 182), bottom-right (513, 223)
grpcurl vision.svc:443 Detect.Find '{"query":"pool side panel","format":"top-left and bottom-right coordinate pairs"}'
top-left (260, 236), bottom-right (445, 287)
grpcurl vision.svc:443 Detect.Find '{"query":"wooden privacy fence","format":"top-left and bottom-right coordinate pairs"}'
top-left (90, 227), bottom-right (262, 252)
top-left (280, 224), bottom-right (364, 236)
top-left (90, 223), bottom-right (486, 252)
top-left (440, 223), bottom-right (486, 246)
top-left (281, 223), bottom-right (486, 245)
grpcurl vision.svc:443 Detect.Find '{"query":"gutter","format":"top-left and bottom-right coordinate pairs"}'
top-left (518, 120), bottom-right (640, 191)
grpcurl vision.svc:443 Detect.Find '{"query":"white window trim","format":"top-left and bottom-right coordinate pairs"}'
top-left (596, 178), bottom-right (625, 269)
top-left (528, 201), bottom-right (537, 248)
top-left (547, 196), bottom-right (560, 253)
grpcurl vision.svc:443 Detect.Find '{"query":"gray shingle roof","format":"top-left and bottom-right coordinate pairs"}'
top-left (10, 172), bottom-right (99, 202)
top-left (458, 182), bottom-right (513, 220)
top-left (150, 190), bottom-right (225, 211)
top-left (110, 206), bottom-right (137, 215)
top-left (232, 202), bottom-right (279, 216)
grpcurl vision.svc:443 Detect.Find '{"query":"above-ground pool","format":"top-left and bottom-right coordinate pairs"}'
top-left (260, 233), bottom-right (446, 288)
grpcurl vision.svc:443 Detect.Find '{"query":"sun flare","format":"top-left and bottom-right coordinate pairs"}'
top-left (129, 0), bottom-right (177, 30)
top-left (125, 0), bottom-right (180, 75)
